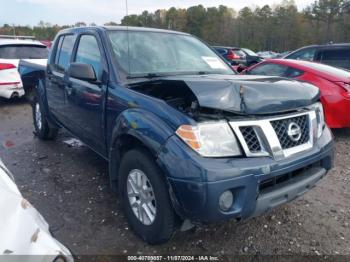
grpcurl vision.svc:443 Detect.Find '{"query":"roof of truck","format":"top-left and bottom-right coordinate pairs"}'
top-left (59, 26), bottom-right (190, 35)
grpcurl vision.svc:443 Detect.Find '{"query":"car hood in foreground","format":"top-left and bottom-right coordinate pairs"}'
top-left (0, 159), bottom-right (73, 260)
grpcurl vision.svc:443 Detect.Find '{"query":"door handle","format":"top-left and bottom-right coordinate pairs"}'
top-left (65, 84), bottom-right (73, 96)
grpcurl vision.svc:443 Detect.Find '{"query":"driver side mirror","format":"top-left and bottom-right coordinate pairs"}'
top-left (68, 63), bottom-right (97, 82)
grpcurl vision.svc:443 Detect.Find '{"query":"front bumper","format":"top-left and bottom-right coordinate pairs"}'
top-left (252, 166), bottom-right (326, 217)
top-left (157, 126), bottom-right (334, 223)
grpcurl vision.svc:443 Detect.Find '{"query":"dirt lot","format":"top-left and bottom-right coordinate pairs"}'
top-left (1, 98), bottom-right (350, 257)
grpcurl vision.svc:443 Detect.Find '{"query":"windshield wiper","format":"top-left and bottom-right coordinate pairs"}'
top-left (127, 73), bottom-right (166, 79)
top-left (127, 71), bottom-right (225, 79)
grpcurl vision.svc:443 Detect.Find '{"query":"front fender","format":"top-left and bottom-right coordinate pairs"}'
top-left (108, 108), bottom-right (175, 189)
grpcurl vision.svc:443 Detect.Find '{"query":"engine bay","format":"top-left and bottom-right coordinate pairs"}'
top-left (128, 79), bottom-right (232, 121)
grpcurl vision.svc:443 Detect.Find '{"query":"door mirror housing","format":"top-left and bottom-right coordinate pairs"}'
top-left (68, 63), bottom-right (97, 82)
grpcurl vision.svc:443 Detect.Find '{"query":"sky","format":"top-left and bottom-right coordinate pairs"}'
top-left (1, 0), bottom-right (315, 26)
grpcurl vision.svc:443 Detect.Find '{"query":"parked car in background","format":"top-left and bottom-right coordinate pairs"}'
top-left (243, 59), bottom-right (350, 128)
top-left (275, 51), bottom-right (291, 58)
top-left (0, 159), bottom-right (73, 260)
top-left (40, 40), bottom-right (53, 49)
top-left (213, 46), bottom-right (263, 67)
top-left (0, 35), bottom-right (48, 99)
top-left (20, 26), bottom-right (333, 244)
top-left (257, 51), bottom-right (279, 59)
top-left (284, 43), bottom-right (350, 70)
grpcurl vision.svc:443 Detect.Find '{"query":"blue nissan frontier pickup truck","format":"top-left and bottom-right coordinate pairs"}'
top-left (19, 26), bottom-right (334, 244)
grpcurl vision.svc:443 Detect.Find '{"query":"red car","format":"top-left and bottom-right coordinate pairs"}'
top-left (244, 59), bottom-right (350, 128)
top-left (40, 40), bottom-right (52, 49)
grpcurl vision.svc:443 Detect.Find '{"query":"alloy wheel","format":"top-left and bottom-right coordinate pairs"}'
top-left (127, 169), bottom-right (157, 225)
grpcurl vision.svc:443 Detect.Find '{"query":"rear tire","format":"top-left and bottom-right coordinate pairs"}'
top-left (119, 148), bottom-right (176, 244)
top-left (32, 95), bottom-right (58, 140)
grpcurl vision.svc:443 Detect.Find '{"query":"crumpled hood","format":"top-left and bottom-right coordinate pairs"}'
top-left (162, 74), bottom-right (320, 114)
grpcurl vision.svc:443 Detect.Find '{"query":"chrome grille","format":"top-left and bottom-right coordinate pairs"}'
top-left (270, 115), bottom-right (309, 149)
top-left (240, 127), bottom-right (261, 152)
top-left (229, 111), bottom-right (315, 159)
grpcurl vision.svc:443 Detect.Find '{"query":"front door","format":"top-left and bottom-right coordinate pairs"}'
top-left (65, 33), bottom-right (107, 154)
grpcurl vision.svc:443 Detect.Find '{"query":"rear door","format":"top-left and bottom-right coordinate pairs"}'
top-left (46, 34), bottom-right (76, 125)
top-left (64, 33), bottom-right (107, 153)
top-left (315, 47), bottom-right (350, 70)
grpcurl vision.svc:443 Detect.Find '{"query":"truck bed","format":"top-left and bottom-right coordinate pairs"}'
top-left (18, 59), bottom-right (47, 100)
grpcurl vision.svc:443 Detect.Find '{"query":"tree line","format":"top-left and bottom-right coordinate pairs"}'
top-left (1, 0), bottom-right (349, 52)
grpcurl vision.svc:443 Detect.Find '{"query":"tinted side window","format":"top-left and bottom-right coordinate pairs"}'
top-left (74, 35), bottom-right (102, 78)
top-left (286, 47), bottom-right (316, 61)
top-left (318, 48), bottom-right (350, 69)
top-left (0, 45), bottom-right (48, 59)
top-left (285, 67), bottom-right (304, 78)
top-left (54, 36), bottom-right (64, 65)
top-left (55, 35), bottom-right (75, 72)
top-left (248, 63), bottom-right (289, 76)
top-left (214, 48), bottom-right (227, 55)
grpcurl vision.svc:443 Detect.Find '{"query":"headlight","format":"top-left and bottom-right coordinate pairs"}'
top-left (312, 102), bottom-right (325, 138)
top-left (176, 122), bottom-right (242, 157)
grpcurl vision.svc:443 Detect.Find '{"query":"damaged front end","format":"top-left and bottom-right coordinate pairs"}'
top-left (127, 74), bottom-right (323, 159)
top-left (128, 74), bottom-right (320, 121)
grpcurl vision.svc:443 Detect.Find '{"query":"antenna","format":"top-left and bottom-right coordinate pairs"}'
top-left (125, 0), bottom-right (129, 17)
top-left (126, 0), bottom-right (131, 76)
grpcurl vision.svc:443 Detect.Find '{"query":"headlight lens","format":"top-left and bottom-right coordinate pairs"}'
top-left (312, 102), bottom-right (325, 138)
top-left (176, 122), bottom-right (242, 157)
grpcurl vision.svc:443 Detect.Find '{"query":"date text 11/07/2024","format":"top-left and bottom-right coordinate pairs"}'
top-left (127, 255), bottom-right (220, 261)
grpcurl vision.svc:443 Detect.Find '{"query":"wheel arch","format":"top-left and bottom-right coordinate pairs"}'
top-left (108, 109), bottom-right (174, 191)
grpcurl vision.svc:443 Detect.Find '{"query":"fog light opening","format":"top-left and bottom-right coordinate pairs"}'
top-left (219, 190), bottom-right (234, 211)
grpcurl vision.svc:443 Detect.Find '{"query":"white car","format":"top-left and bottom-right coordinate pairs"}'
top-left (256, 51), bottom-right (279, 59)
top-left (0, 159), bottom-right (73, 261)
top-left (0, 37), bottom-right (48, 99)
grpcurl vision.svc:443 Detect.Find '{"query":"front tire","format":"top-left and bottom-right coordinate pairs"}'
top-left (32, 96), bottom-right (58, 140)
top-left (119, 148), bottom-right (176, 244)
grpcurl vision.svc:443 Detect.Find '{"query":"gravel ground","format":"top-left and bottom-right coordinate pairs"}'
top-left (1, 98), bottom-right (350, 258)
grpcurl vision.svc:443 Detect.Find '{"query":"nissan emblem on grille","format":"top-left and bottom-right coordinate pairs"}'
top-left (271, 115), bottom-right (309, 150)
top-left (287, 122), bottom-right (302, 142)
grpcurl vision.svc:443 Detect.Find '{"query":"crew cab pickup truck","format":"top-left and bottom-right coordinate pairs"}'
top-left (19, 26), bottom-right (334, 245)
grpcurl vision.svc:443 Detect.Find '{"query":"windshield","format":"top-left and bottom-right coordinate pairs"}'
top-left (242, 48), bottom-right (258, 56)
top-left (0, 45), bottom-right (48, 59)
top-left (108, 31), bottom-right (234, 76)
